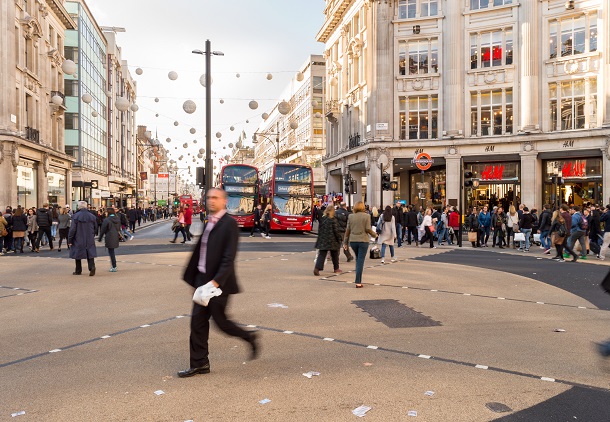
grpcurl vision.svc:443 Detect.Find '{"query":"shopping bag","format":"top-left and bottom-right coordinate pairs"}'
top-left (514, 233), bottom-right (526, 242)
top-left (467, 231), bottom-right (477, 242)
top-left (533, 233), bottom-right (541, 242)
top-left (192, 282), bottom-right (223, 306)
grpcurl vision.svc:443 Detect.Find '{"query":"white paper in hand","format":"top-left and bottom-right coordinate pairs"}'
top-left (192, 281), bottom-right (222, 306)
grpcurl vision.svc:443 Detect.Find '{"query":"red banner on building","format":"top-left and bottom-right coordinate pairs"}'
top-left (561, 161), bottom-right (586, 178)
top-left (140, 171), bottom-right (148, 181)
top-left (481, 165), bottom-right (505, 180)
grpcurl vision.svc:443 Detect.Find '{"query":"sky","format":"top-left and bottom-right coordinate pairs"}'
top-left (86, 0), bottom-right (326, 184)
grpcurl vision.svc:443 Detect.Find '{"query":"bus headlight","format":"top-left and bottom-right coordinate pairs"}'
top-left (272, 218), bottom-right (281, 225)
top-left (303, 219), bottom-right (311, 225)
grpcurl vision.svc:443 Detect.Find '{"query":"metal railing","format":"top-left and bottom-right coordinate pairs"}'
top-left (25, 126), bottom-right (40, 143)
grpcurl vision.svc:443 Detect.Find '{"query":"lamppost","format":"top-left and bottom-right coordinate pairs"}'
top-left (192, 41), bottom-right (224, 201)
top-left (252, 121), bottom-right (281, 164)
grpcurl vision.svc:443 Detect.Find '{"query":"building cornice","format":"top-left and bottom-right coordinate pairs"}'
top-left (317, 0), bottom-right (355, 43)
top-left (47, 0), bottom-right (77, 30)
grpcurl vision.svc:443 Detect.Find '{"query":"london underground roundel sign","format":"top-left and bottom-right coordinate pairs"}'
top-left (412, 152), bottom-right (434, 171)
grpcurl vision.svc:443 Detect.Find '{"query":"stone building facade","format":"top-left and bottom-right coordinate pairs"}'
top-left (252, 55), bottom-right (327, 194)
top-left (318, 0), bottom-right (610, 211)
top-left (0, 0), bottom-right (76, 209)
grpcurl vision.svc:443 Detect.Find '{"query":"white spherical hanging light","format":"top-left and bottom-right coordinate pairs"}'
top-left (296, 72), bottom-right (304, 82)
top-left (278, 101), bottom-right (291, 115)
top-left (228, 143), bottom-right (234, 148)
top-left (154, 97), bottom-right (160, 103)
top-left (199, 74), bottom-right (213, 87)
top-left (135, 68), bottom-right (143, 75)
top-left (246, 120), bottom-right (249, 123)
top-left (193, 140), bottom-right (197, 144)
top-left (168, 71), bottom-right (178, 80)
top-left (215, 132), bottom-right (222, 139)
top-left (314, 112), bottom-right (322, 119)
top-left (262, 112), bottom-right (269, 120)
top-left (174, 146), bottom-right (178, 149)
top-left (230, 126), bottom-right (235, 131)
top-left (174, 121), bottom-right (179, 126)
top-left (51, 95), bottom-right (63, 106)
top-left (198, 148), bottom-right (205, 154)
top-left (197, 154), bottom-right (203, 159)
top-left (130, 103), bottom-right (139, 112)
top-left (236, 73), bottom-right (240, 78)
top-left (61, 60), bottom-right (77, 75)
top-left (166, 137), bottom-right (171, 143)
top-left (144, 131), bottom-right (152, 140)
top-left (249, 100), bottom-right (259, 110)
top-left (219, 99), bottom-right (224, 104)
top-left (266, 73), bottom-right (273, 80)
top-left (190, 128), bottom-right (196, 134)
top-left (115, 97), bottom-right (130, 112)
top-left (81, 93), bottom-right (93, 104)
top-left (155, 113), bottom-right (159, 117)
top-left (311, 100), bottom-right (318, 107)
top-left (183, 100), bottom-right (197, 114)
top-left (91, 110), bottom-right (99, 117)
top-left (183, 143), bottom-right (188, 148)
top-left (290, 121), bottom-right (298, 130)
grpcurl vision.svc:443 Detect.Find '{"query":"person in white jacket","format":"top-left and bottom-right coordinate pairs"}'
top-left (421, 208), bottom-right (436, 249)
top-left (378, 206), bottom-right (397, 263)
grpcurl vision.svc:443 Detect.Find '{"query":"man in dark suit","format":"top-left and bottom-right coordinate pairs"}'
top-left (178, 188), bottom-right (259, 378)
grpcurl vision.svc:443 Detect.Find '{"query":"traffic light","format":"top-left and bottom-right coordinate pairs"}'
top-left (350, 180), bottom-right (357, 193)
top-left (551, 176), bottom-right (565, 185)
top-left (381, 173), bottom-right (391, 191)
top-left (389, 181), bottom-right (398, 191)
top-left (464, 171), bottom-right (474, 187)
top-left (196, 167), bottom-right (205, 186)
top-left (345, 178), bottom-right (351, 194)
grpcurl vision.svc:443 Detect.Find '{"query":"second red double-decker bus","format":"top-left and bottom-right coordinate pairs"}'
top-left (259, 163), bottom-right (314, 232)
top-left (216, 164), bottom-right (259, 228)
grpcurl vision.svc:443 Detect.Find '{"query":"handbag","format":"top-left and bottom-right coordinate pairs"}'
top-left (467, 231), bottom-right (477, 242)
top-left (429, 225), bottom-right (435, 233)
top-left (0, 229), bottom-right (7, 237)
top-left (369, 245), bottom-right (381, 259)
top-left (514, 232), bottom-right (526, 242)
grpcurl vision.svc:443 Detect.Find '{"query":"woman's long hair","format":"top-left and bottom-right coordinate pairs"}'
top-left (383, 205), bottom-right (392, 222)
top-left (552, 210), bottom-right (565, 224)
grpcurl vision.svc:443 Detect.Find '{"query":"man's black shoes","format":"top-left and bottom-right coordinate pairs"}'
top-left (177, 363), bottom-right (210, 378)
top-left (248, 332), bottom-right (259, 360)
top-left (89, 268), bottom-right (96, 277)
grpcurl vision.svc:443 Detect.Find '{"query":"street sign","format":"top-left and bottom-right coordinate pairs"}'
top-left (416, 182), bottom-right (429, 190)
top-left (91, 179), bottom-right (99, 189)
top-left (412, 152), bottom-right (434, 171)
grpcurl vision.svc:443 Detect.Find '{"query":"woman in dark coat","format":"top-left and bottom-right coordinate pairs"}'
top-left (98, 207), bottom-right (122, 272)
top-left (314, 206), bottom-right (343, 276)
top-left (68, 201), bottom-right (98, 276)
top-left (11, 208), bottom-right (28, 253)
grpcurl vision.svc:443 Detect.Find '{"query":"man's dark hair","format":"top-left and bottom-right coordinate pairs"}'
top-left (572, 205), bottom-right (581, 212)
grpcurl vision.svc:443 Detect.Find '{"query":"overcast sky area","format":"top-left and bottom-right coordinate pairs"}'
top-left (87, 0), bottom-right (325, 182)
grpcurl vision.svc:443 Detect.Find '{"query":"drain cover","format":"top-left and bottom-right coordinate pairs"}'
top-left (352, 299), bottom-right (441, 328)
top-left (486, 402), bottom-right (513, 413)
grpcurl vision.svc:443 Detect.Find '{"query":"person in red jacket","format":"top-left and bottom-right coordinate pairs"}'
top-left (184, 204), bottom-right (193, 241)
top-left (448, 207), bottom-right (461, 244)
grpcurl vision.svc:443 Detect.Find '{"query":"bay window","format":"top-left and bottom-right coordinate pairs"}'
top-left (399, 38), bottom-right (439, 75)
top-left (470, 88), bottom-right (513, 137)
top-left (549, 13), bottom-right (597, 59)
top-left (549, 79), bottom-right (597, 131)
top-left (400, 95), bottom-right (438, 140)
top-left (471, 29), bottom-right (513, 69)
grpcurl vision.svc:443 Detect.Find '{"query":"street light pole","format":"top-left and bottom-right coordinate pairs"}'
top-left (205, 39), bottom-right (212, 194)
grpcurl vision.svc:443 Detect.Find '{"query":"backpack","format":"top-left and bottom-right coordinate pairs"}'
top-left (557, 223), bottom-right (567, 238)
top-left (579, 216), bottom-right (588, 231)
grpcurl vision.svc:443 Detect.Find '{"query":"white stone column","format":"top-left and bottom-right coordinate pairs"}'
top-left (519, 0), bottom-right (540, 131)
top-left (0, 145), bottom-right (14, 207)
top-left (38, 162), bottom-right (48, 207)
top-left (520, 152), bottom-right (541, 211)
top-left (366, 160), bottom-right (380, 208)
top-left (445, 155), bottom-right (462, 209)
top-left (603, 151), bottom-right (610, 205)
top-left (369, 1), bottom-right (394, 141)
top-left (442, 0), bottom-right (464, 136)
top-left (0, 2), bottom-right (16, 132)
top-left (603, 0), bottom-right (610, 127)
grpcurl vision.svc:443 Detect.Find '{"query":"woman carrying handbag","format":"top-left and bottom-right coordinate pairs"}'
top-left (343, 202), bottom-right (378, 288)
top-left (170, 208), bottom-right (187, 243)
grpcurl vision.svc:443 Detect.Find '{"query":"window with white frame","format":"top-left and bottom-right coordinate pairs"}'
top-left (399, 95), bottom-right (438, 140)
top-left (470, 0), bottom-right (489, 9)
top-left (549, 13), bottom-right (597, 59)
top-left (398, 0), bottom-right (416, 19)
top-left (549, 79), bottom-right (597, 131)
top-left (470, 29), bottom-right (513, 69)
top-left (470, 88), bottom-right (513, 137)
top-left (399, 38), bottom-right (439, 75)
top-left (421, 0), bottom-right (438, 17)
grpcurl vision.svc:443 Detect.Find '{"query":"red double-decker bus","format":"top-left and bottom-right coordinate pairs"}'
top-left (259, 163), bottom-right (314, 232)
top-left (216, 164), bottom-right (259, 228)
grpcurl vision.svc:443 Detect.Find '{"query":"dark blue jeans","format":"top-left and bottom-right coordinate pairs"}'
top-left (395, 224), bottom-right (402, 246)
top-left (350, 242), bottom-right (369, 285)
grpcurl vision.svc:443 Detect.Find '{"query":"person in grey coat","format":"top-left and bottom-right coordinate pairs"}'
top-left (68, 201), bottom-right (98, 276)
top-left (313, 206), bottom-right (343, 276)
top-left (98, 207), bottom-right (122, 272)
